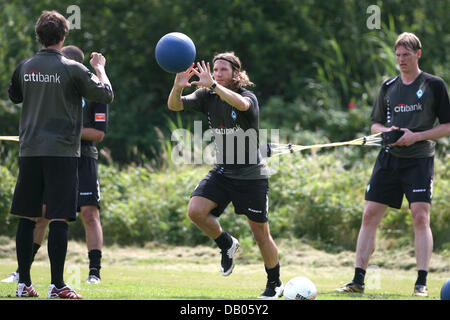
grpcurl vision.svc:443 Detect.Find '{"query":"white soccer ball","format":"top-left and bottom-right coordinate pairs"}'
top-left (284, 276), bottom-right (318, 300)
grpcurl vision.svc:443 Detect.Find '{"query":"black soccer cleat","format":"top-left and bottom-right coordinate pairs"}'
top-left (220, 236), bottom-right (239, 276)
top-left (336, 281), bottom-right (365, 293)
top-left (413, 285), bottom-right (428, 297)
top-left (258, 280), bottom-right (284, 299)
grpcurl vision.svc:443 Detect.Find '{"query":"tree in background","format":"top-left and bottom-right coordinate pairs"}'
top-left (1, 0), bottom-right (448, 163)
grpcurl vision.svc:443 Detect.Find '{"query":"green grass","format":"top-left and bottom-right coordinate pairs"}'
top-left (0, 239), bottom-right (448, 300)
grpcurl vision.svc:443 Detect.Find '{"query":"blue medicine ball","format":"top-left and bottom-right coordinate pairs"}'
top-left (155, 32), bottom-right (196, 73)
top-left (441, 279), bottom-right (450, 300)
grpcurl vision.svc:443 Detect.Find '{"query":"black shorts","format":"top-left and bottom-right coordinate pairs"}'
top-left (77, 155), bottom-right (101, 211)
top-left (365, 151), bottom-right (434, 209)
top-left (10, 157), bottom-right (78, 221)
top-left (191, 170), bottom-right (269, 223)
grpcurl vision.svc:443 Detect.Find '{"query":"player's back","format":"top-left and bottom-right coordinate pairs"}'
top-left (10, 48), bottom-right (113, 158)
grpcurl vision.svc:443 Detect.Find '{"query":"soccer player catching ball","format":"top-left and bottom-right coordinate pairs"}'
top-left (167, 52), bottom-right (283, 299)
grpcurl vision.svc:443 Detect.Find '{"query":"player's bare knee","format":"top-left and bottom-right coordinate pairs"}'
top-left (250, 225), bottom-right (272, 246)
top-left (81, 207), bottom-right (100, 226)
top-left (35, 217), bottom-right (49, 229)
top-left (411, 211), bottom-right (430, 229)
top-left (187, 206), bottom-right (206, 223)
top-left (411, 203), bottom-right (430, 226)
top-left (362, 207), bottom-right (383, 227)
top-left (255, 236), bottom-right (277, 252)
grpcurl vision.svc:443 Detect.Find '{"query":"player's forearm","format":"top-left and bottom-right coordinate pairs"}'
top-left (168, 86), bottom-right (184, 111)
top-left (82, 127), bottom-right (105, 142)
top-left (370, 123), bottom-right (392, 134)
top-left (413, 122), bottom-right (450, 142)
top-left (214, 84), bottom-right (249, 111)
top-left (94, 66), bottom-right (112, 89)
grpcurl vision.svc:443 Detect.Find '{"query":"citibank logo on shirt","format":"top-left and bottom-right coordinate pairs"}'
top-left (24, 70), bottom-right (60, 83)
top-left (394, 103), bottom-right (423, 113)
top-left (215, 125), bottom-right (242, 135)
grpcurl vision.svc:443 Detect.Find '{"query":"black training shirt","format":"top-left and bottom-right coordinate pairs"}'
top-left (371, 72), bottom-right (450, 158)
top-left (81, 99), bottom-right (109, 160)
top-left (182, 87), bottom-right (269, 179)
top-left (8, 49), bottom-right (113, 157)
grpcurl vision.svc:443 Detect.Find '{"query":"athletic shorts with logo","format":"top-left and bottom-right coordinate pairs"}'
top-left (77, 155), bottom-right (101, 211)
top-left (191, 170), bottom-right (269, 223)
top-left (365, 150), bottom-right (434, 209)
top-left (10, 157), bottom-right (78, 221)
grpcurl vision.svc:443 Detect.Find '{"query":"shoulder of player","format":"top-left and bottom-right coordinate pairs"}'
top-left (382, 75), bottom-right (399, 88)
top-left (16, 57), bottom-right (33, 70)
top-left (238, 87), bottom-right (255, 96)
top-left (9, 59), bottom-right (30, 82)
top-left (16, 54), bottom-right (45, 75)
top-left (420, 72), bottom-right (447, 88)
top-left (61, 56), bottom-right (88, 73)
top-left (237, 87), bottom-right (258, 102)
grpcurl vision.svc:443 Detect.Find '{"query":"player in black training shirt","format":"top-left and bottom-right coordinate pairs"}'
top-left (8, 11), bottom-right (113, 299)
top-left (338, 33), bottom-right (450, 296)
top-left (167, 52), bottom-right (283, 299)
top-left (59, 45), bottom-right (107, 284)
top-left (2, 46), bottom-right (108, 286)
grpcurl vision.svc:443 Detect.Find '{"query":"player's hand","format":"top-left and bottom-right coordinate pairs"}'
top-left (390, 128), bottom-right (417, 146)
top-left (90, 52), bottom-right (106, 70)
top-left (174, 63), bottom-right (196, 88)
top-left (190, 60), bottom-right (215, 88)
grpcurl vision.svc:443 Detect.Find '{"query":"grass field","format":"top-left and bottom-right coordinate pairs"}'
top-left (0, 237), bottom-right (448, 300)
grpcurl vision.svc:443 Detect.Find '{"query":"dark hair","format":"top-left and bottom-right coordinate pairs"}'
top-left (395, 32), bottom-right (422, 52)
top-left (61, 45), bottom-right (84, 63)
top-left (213, 52), bottom-right (255, 90)
top-left (35, 10), bottom-right (69, 47)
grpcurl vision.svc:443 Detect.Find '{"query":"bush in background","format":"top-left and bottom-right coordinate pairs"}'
top-left (63, 151), bottom-right (449, 251)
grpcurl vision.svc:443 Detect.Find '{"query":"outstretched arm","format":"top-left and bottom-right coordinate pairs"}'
top-left (168, 63), bottom-right (196, 111)
top-left (190, 61), bottom-right (250, 111)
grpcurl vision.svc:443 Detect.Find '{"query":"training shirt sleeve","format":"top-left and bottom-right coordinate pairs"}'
top-left (240, 89), bottom-right (259, 119)
top-left (370, 85), bottom-right (388, 125)
top-left (181, 88), bottom-right (208, 113)
top-left (8, 60), bottom-right (27, 104)
top-left (71, 63), bottom-right (114, 105)
top-left (433, 79), bottom-right (450, 124)
top-left (92, 102), bottom-right (109, 133)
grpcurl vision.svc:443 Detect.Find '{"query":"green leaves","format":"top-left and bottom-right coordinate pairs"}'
top-left (58, 153), bottom-right (450, 250)
top-left (1, 1), bottom-right (448, 163)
